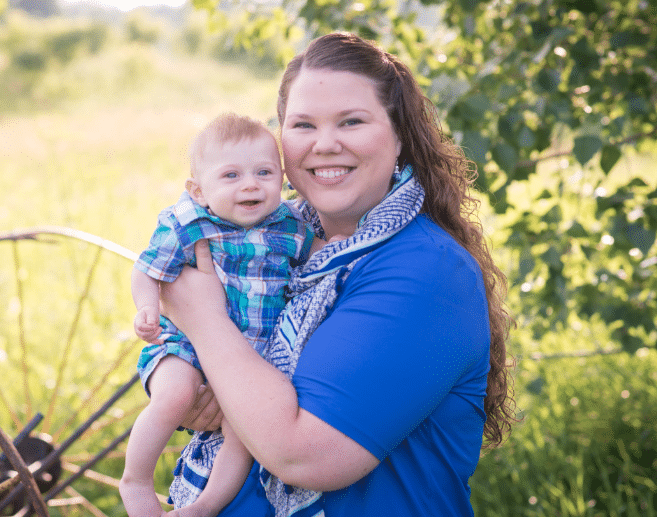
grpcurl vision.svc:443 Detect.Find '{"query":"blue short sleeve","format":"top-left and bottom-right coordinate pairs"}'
top-left (292, 217), bottom-right (491, 460)
top-left (134, 208), bottom-right (188, 283)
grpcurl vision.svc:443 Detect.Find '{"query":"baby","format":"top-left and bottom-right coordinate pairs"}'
top-left (120, 113), bottom-right (318, 517)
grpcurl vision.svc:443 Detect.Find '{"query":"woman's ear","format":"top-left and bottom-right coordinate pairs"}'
top-left (186, 178), bottom-right (207, 207)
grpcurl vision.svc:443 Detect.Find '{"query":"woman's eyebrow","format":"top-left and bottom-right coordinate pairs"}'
top-left (287, 108), bottom-right (371, 119)
top-left (338, 108), bottom-right (370, 117)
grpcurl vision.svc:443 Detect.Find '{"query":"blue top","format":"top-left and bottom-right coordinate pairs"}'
top-left (293, 215), bottom-right (490, 516)
top-left (213, 214), bottom-right (490, 516)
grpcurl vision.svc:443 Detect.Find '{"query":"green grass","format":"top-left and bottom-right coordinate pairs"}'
top-left (0, 26), bottom-right (282, 515)
top-left (0, 40), bottom-right (281, 248)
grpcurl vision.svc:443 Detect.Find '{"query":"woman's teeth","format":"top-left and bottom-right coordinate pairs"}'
top-left (313, 168), bottom-right (350, 179)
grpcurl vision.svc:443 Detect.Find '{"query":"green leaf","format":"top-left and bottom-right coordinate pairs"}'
top-left (619, 334), bottom-right (645, 354)
top-left (559, 0), bottom-right (600, 14)
top-left (519, 253), bottom-right (535, 279)
top-left (571, 37), bottom-right (599, 70)
top-left (537, 68), bottom-right (561, 92)
top-left (596, 189), bottom-right (634, 213)
top-left (565, 220), bottom-right (588, 238)
top-left (459, 93), bottom-right (492, 122)
top-left (531, 21), bottom-right (552, 40)
top-left (491, 142), bottom-right (518, 174)
top-left (627, 93), bottom-right (649, 115)
top-left (600, 145), bottom-right (621, 174)
top-left (491, 186), bottom-right (510, 214)
top-left (430, 74), bottom-right (471, 112)
top-left (518, 125), bottom-right (536, 148)
top-left (626, 224), bottom-right (656, 255)
top-left (538, 189), bottom-right (552, 200)
top-left (543, 205), bottom-right (563, 224)
top-left (498, 111), bottom-right (521, 143)
top-left (535, 125), bottom-right (551, 152)
top-left (459, 0), bottom-right (482, 11)
top-left (526, 377), bottom-right (545, 395)
top-left (626, 178), bottom-right (648, 188)
top-left (546, 97), bottom-right (573, 122)
top-left (461, 130), bottom-right (490, 164)
top-left (543, 246), bottom-right (563, 269)
top-left (512, 162), bottom-right (536, 182)
top-left (611, 31), bottom-right (650, 49)
top-left (573, 135), bottom-right (603, 165)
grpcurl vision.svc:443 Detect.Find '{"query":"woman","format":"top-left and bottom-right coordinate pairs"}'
top-left (161, 32), bottom-right (515, 517)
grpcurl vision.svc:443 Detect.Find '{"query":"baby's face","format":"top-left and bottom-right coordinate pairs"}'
top-left (193, 133), bottom-right (283, 228)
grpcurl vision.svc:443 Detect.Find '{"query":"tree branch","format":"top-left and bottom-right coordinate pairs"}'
top-left (514, 128), bottom-right (657, 170)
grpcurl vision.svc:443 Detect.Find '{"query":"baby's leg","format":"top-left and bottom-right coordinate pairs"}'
top-left (168, 419), bottom-right (253, 517)
top-left (121, 356), bottom-right (204, 517)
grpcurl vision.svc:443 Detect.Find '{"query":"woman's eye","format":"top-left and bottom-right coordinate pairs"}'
top-left (293, 121), bottom-right (313, 129)
top-left (343, 118), bottom-right (363, 127)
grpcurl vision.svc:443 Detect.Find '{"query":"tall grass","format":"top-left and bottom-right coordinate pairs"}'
top-left (0, 14), bottom-right (282, 514)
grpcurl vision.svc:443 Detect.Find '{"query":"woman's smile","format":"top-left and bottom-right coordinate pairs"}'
top-left (312, 167), bottom-right (353, 180)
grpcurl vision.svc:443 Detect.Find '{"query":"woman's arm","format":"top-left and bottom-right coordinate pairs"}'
top-left (160, 240), bottom-right (379, 492)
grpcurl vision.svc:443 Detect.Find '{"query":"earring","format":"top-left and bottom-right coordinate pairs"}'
top-left (392, 162), bottom-right (401, 182)
top-left (287, 181), bottom-right (295, 191)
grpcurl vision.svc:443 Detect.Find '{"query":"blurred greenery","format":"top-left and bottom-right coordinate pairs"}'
top-left (0, 1), bottom-right (656, 516)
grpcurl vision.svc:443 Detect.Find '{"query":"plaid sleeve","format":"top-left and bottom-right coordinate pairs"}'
top-left (281, 201), bottom-right (317, 264)
top-left (298, 222), bottom-right (316, 263)
top-left (134, 209), bottom-right (189, 282)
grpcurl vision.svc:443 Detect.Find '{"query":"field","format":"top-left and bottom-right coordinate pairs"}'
top-left (1, 9), bottom-right (656, 517)
top-left (0, 17), bottom-right (283, 514)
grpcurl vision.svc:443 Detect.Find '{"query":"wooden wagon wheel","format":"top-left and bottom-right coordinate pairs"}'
top-left (0, 227), bottom-right (186, 517)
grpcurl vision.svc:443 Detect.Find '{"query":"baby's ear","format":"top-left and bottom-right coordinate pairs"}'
top-left (186, 178), bottom-right (207, 206)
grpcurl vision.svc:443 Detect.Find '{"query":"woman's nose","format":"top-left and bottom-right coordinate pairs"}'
top-left (312, 128), bottom-right (342, 154)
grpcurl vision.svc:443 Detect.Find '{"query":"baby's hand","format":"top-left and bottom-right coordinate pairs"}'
top-left (134, 306), bottom-right (164, 344)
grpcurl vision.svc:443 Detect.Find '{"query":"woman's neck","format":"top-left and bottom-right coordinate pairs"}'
top-left (318, 216), bottom-right (357, 241)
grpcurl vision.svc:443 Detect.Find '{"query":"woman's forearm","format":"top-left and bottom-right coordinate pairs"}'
top-left (175, 302), bottom-right (378, 491)
top-left (185, 309), bottom-right (299, 458)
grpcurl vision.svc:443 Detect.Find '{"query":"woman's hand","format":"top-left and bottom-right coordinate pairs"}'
top-left (179, 384), bottom-right (224, 431)
top-left (160, 239), bottom-right (227, 339)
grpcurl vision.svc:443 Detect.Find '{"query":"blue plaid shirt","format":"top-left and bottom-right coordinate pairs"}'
top-left (135, 191), bottom-right (315, 352)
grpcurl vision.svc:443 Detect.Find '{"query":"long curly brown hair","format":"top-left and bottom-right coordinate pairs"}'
top-left (278, 32), bottom-right (516, 447)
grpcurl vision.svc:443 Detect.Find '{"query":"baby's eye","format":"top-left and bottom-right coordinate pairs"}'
top-left (257, 169), bottom-right (273, 176)
top-left (224, 171), bottom-right (238, 179)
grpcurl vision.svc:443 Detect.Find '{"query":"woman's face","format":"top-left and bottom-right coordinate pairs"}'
top-left (281, 68), bottom-right (401, 238)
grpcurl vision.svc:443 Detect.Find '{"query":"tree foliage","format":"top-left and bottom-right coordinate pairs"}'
top-left (192, 0), bottom-right (657, 354)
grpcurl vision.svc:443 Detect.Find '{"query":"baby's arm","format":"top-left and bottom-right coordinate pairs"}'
top-left (131, 267), bottom-right (164, 344)
top-left (172, 418), bottom-right (253, 517)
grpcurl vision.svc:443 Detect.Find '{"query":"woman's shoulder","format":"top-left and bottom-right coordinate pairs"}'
top-left (387, 215), bottom-right (479, 267)
top-left (354, 214), bottom-right (486, 297)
